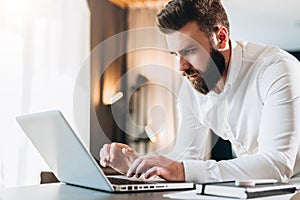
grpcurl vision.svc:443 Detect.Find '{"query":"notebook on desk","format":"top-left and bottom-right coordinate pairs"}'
top-left (16, 110), bottom-right (194, 192)
top-left (196, 181), bottom-right (296, 199)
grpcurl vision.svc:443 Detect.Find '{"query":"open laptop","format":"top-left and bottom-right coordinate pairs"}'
top-left (16, 110), bottom-right (194, 192)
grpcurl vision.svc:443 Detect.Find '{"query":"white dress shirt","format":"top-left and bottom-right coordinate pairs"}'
top-left (169, 41), bottom-right (300, 183)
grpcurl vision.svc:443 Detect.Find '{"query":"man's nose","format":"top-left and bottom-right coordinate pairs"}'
top-left (179, 56), bottom-right (190, 72)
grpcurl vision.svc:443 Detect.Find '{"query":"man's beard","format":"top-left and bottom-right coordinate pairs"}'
top-left (183, 48), bottom-right (226, 94)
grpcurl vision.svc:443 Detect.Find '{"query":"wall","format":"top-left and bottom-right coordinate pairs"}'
top-left (87, 0), bottom-right (128, 160)
top-left (223, 0), bottom-right (300, 51)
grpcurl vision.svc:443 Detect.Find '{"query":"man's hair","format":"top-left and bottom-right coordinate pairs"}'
top-left (156, 0), bottom-right (230, 38)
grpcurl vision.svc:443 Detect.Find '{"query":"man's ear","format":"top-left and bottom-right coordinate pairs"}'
top-left (216, 26), bottom-right (229, 50)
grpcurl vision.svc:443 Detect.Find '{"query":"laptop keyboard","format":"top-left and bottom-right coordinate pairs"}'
top-left (107, 177), bottom-right (150, 185)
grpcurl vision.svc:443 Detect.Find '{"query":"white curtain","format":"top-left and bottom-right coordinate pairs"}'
top-left (126, 2), bottom-right (181, 154)
top-left (0, 0), bottom-right (90, 187)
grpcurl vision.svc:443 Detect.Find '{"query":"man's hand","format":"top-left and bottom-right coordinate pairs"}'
top-left (99, 143), bottom-right (139, 174)
top-left (126, 154), bottom-right (185, 181)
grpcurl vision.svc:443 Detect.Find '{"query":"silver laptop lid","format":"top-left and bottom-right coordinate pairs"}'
top-left (16, 110), bottom-right (114, 192)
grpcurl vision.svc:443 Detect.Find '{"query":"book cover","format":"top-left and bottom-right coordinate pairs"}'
top-left (196, 181), bottom-right (296, 199)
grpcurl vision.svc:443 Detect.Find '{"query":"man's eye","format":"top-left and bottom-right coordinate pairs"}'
top-left (181, 48), bottom-right (197, 56)
top-left (170, 52), bottom-right (178, 56)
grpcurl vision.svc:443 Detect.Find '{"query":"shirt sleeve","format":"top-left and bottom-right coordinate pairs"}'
top-left (183, 56), bottom-right (300, 183)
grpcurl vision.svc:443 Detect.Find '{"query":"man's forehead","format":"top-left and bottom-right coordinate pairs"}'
top-left (165, 21), bottom-right (207, 51)
top-left (166, 32), bottom-right (199, 52)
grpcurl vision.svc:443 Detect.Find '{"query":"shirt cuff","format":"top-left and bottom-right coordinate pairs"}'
top-left (182, 160), bottom-right (208, 183)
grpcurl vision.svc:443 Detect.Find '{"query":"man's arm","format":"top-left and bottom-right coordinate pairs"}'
top-left (184, 58), bottom-right (299, 182)
top-left (127, 79), bottom-right (211, 180)
top-left (99, 79), bottom-right (211, 176)
top-left (128, 57), bottom-right (300, 182)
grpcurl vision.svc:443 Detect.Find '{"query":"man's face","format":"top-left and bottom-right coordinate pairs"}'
top-left (166, 22), bottom-right (226, 94)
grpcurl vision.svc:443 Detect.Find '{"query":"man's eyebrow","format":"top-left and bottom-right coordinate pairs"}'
top-left (169, 51), bottom-right (178, 56)
top-left (169, 45), bottom-right (198, 56)
top-left (178, 45), bottom-right (197, 55)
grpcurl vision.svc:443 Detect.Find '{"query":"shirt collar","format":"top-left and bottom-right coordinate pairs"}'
top-left (225, 40), bottom-right (242, 87)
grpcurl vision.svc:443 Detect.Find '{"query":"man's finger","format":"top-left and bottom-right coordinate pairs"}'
top-left (109, 142), bottom-right (121, 162)
top-left (144, 166), bottom-right (161, 179)
top-left (134, 159), bottom-right (154, 178)
top-left (100, 159), bottom-right (107, 167)
top-left (101, 144), bottom-right (111, 158)
top-left (122, 148), bottom-right (138, 162)
top-left (99, 144), bottom-right (111, 164)
top-left (122, 147), bottom-right (135, 154)
top-left (113, 142), bottom-right (131, 149)
top-left (127, 157), bottom-right (144, 177)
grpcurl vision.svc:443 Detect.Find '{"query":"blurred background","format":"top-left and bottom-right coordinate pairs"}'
top-left (0, 0), bottom-right (299, 188)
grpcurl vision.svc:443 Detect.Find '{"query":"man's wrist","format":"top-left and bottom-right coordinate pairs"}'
top-left (180, 161), bottom-right (185, 181)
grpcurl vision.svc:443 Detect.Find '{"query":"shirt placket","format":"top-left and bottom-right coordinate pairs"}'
top-left (222, 86), bottom-right (249, 157)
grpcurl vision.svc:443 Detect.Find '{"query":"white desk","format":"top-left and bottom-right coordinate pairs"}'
top-left (0, 183), bottom-right (172, 200)
top-left (1, 183), bottom-right (299, 200)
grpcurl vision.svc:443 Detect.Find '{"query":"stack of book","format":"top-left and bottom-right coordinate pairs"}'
top-left (196, 180), bottom-right (296, 199)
